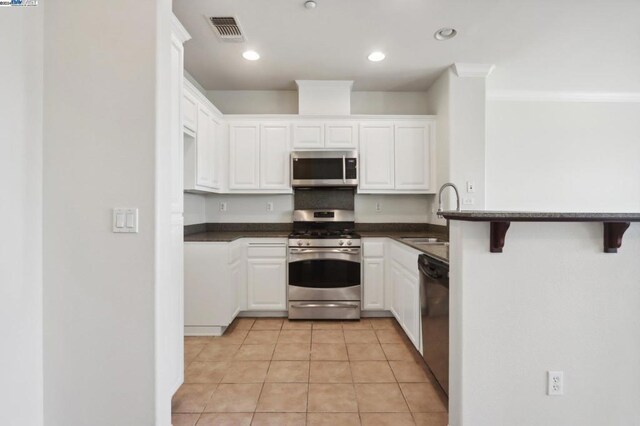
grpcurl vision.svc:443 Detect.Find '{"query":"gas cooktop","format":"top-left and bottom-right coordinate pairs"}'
top-left (288, 230), bottom-right (360, 239)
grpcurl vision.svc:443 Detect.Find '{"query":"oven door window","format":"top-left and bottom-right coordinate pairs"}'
top-left (292, 158), bottom-right (344, 180)
top-left (289, 259), bottom-right (360, 288)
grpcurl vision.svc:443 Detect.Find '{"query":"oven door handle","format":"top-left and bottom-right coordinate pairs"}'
top-left (290, 303), bottom-right (359, 309)
top-left (289, 248), bottom-right (360, 255)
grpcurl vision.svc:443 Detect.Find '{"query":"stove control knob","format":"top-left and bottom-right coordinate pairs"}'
top-left (297, 240), bottom-right (303, 246)
top-left (347, 240), bottom-right (352, 246)
top-left (306, 241), bottom-right (311, 246)
top-left (339, 240), bottom-right (344, 246)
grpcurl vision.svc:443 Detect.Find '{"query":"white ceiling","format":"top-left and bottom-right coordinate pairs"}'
top-left (173, 0), bottom-right (640, 92)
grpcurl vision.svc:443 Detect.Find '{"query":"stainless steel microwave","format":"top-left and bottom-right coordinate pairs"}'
top-left (291, 150), bottom-right (358, 187)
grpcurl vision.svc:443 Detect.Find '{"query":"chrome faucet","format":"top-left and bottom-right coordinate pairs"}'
top-left (437, 182), bottom-right (461, 218)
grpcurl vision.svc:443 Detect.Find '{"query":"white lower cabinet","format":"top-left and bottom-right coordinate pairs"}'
top-left (184, 236), bottom-right (423, 350)
top-left (246, 239), bottom-right (287, 311)
top-left (362, 238), bottom-right (386, 310)
top-left (184, 242), bottom-right (235, 332)
top-left (388, 240), bottom-right (422, 351)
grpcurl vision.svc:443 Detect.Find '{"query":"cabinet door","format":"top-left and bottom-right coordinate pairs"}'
top-left (247, 258), bottom-right (287, 310)
top-left (260, 122), bottom-right (291, 190)
top-left (184, 243), bottom-right (231, 326)
top-left (183, 90), bottom-right (198, 132)
top-left (208, 117), bottom-right (220, 189)
top-left (401, 267), bottom-right (421, 350)
top-left (229, 260), bottom-right (242, 319)
top-left (196, 106), bottom-right (213, 188)
top-left (229, 123), bottom-right (260, 189)
top-left (325, 122), bottom-right (358, 149)
top-left (363, 258), bottom-right (385, 310)
top-left (293, 122), bottom-right (324, 149)
top-left (389, 261), bottom-right (403, 323)
top-left (394, 122), bottom-right (432, 191)
top-left (359, 123), bottom-right (395, 190)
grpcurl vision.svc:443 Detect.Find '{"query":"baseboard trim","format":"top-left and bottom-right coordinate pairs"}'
top-left (185, 310), bottom-right (396, 336)
top-left (185, 325), bottom-right (225, 336)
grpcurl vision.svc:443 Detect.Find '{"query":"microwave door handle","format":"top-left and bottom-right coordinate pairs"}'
top-left (342, 155), bottom-right (346, 183)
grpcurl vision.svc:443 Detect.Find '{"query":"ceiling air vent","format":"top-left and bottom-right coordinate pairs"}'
top-left (207, 16), bottom-right (245, 42)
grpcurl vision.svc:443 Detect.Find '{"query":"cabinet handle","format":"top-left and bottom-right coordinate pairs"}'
top-left (342, 155), bottom-right (346, 184)
top-left (291, 303), bottom-right (359, 309)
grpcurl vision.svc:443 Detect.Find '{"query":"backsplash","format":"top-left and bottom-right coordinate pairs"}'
top-left (184, 193), bottom-right (436, 224)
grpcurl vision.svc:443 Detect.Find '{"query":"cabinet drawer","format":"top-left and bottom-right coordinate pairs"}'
top-left (363, 239), bottom-right (385, 258)
top-left (247, 243), bottom-right (286, 258)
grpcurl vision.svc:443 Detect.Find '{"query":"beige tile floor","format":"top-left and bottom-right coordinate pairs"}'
top-left (173, 317), bottom-right (448, 426)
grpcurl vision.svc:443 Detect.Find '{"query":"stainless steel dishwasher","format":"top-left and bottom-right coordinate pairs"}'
top-left (419, 254), bottom-right (449, 395)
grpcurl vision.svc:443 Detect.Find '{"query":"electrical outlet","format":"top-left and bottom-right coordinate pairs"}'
top-left (375, 202), bottom-right (382, 212)
top-left (266, 202), bottom-right (274, 212)
top-left (547, 371), bottom-right (564, 396)
top-left (219, 202), bottom-right (227, 212)
top-left (463, 197), bottom-right (474, 205)
top-left (466, 181), bottom-right (475, 193)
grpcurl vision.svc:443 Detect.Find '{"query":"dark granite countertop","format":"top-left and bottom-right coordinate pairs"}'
top-left (185, 231), bottom-right (292, 242)
top-left (184, 223), bottom-right (450, 262)
top-left (441, 211), bottom-right (640, 222)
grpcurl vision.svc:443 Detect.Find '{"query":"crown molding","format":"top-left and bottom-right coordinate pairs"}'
top-left (172, 14), bottom-right (191, 44)
top-left (487, 90), bottom-right (640, 103)
top-left (452, 63), bottom-right (495, 78)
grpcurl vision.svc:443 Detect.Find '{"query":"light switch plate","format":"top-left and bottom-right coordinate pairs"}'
top-left (113, 208), bottom-right (138, 233)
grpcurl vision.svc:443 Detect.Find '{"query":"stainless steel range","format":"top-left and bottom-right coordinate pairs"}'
top-left (287, 209), bottom-right (361, 320)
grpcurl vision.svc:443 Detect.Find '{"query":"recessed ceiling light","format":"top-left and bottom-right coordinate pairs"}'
top-left (368, 51), bottom-right (386, 62)
top-left (242, 50), bottom-right (260, 61)
top-left (434, 28), bottom-right (457, 41)
top-left (304, 0), bottom-right (317, 9)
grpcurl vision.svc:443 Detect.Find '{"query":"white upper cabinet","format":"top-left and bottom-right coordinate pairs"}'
top-left (208, 117), bottom-right (220, 189)
top-left (229, 123), bottom-right (261, 189)
top-left (260, 122), bottom-right (291, 190)
top-left (394, 121), bottom-right (433, 191)
top-left (182, 90), bottom-right (198, 132)
top-left (292, 120), bottom-right (358, 149)
top-left (359, 122), bottom-right (395, 190)
top-left (292, 122), bottom-right (324, 149)
top-left (359, 119), bottom-right (435, 194)
top-left (228, 121), bottom-right (291, 193)
top-left (195, 106), bottom-right (213, 188)
top-left (183, 79), bottom-right (223, 194)
top-left (325, 121), bottom-right (358, 149)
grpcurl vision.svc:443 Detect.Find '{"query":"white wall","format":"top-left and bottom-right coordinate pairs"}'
top-left (0, 6), bottom-right (44, 426)
top-left (449, 74), bottom-right (487, 210)
top-left (351, 91), bottom-right (429, 115)
top-left (355, 195), bottom-right (430, 223)
top-left (449, 221), bottom-right (640, 426)
top-left (205, 194), bottom-right (293, 223)
top-left (197, 194), bottom-right (430, 223)
top-left (486, 100), bottom-right (640, 211)
top-left (425, 70), bottom-right (451, 225)
top-left (206, 90), bottom-right (430, 115)
top-left (208, 90), bottom-right (299, 114)
top-left (43, 0), bottom-right (169, 424)
top-left (184, 193), bottom-right (207, 225)
top-left (425, 68), bottom-right (488, 226)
